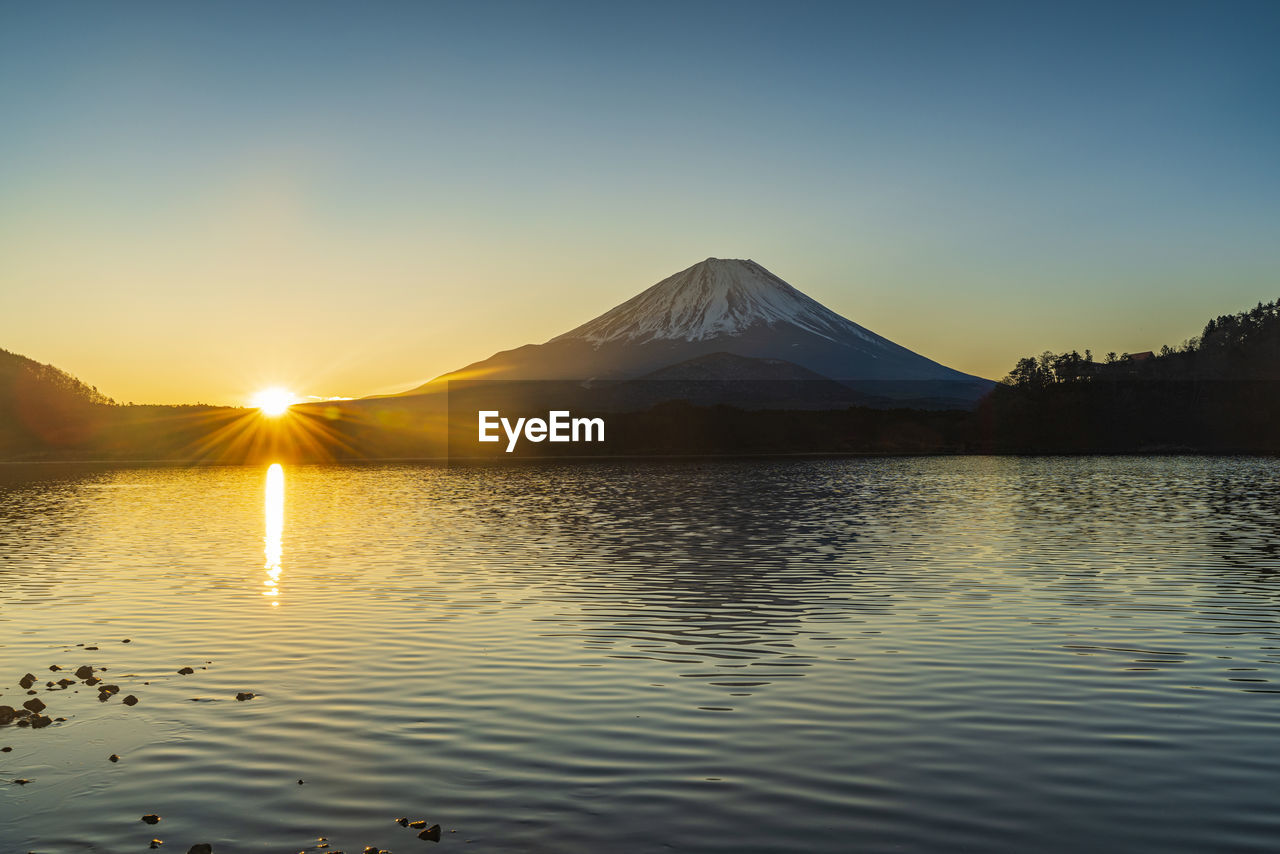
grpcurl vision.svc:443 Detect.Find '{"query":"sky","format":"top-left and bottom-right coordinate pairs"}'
top-left (2, 0), bottom-right (1278, 405)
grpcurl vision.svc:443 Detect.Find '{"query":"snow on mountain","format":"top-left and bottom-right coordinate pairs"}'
top-left (552, 258), bottom-right (879, 346)
top-left (392, 257), bottom-right (992, 405)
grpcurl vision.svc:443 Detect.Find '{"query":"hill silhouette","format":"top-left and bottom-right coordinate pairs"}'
top-left (981, 298), bottom-right (1280, 452)
top-left (1, 348), bottom-right (115, 452)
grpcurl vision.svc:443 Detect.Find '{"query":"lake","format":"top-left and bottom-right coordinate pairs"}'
top-left (2, 457), bottom-right (1279, 853)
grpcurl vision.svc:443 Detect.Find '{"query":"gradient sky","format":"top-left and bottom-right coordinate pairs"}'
top-left (3, 1), bottom-right (1278, 405)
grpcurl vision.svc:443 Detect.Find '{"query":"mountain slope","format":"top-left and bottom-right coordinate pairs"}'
top-left (398, 258), bottom-right (991, 402)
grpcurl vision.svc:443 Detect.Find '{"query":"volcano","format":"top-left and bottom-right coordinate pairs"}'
top-left (400, 258), bottom-right (991, 405)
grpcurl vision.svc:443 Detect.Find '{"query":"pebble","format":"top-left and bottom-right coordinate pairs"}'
top-left (409, 820), bottom-right (425, 829)
top-left (48, 665), bottom-right (61, 672)
top-left (150, 840), bottom-right (162, 849)
top-left (74, 666), bottom-right (94, 679)
top-left (14, 778), bottom-right (31, 785)
top-left (178, 667), bottom-right (195, 675)
top-left (19, 674), bottom-right (36, 689)
top-left (22, 698), bottom-right (46, 714)
top-left (122, 695), bottom-right (139, 706)
top-left (109, 754), bottom-right (120, 762)
top-left (187, 845), bottom-right (212, 854)
top-left (142, 814), bottom-right (161, 824)
top-left (235, 692), bottom-right (255, 701)
top-left (1, 746), bottom-right (11, 752)
top-left (122, 639), bottom-right (131, 643)
top-left (418, 825), bottom-right (441, 841)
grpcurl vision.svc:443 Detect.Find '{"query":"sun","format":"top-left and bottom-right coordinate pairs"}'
top-left (251, 387), bottom-right (296, 417)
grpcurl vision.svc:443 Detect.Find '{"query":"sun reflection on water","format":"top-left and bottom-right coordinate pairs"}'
top-left (263, 463), bottom-right (284, 605)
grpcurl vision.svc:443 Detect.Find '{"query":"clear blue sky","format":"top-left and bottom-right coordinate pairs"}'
top-left (2, 1), bottom-right (1278, 403)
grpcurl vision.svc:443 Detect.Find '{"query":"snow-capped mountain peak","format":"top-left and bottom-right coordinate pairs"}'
top-left (551, 258), bottom-right (877, 346)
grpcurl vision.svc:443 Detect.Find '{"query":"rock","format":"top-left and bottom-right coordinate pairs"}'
top-left (187, 845), bottom-right (212, 854)
top-left (18, 674), bottom-right (36, 689)
top-left (85, 646), bottom-right (99, 650)
top-left (0, 706), bottom-right (14, 724)
top-left (30, 714), bottom-right (52, 728)
top-left (298, 779), bottom-right (304, 784)
top-left (109, 754), bottom-right (120, 762)
top-left (85, 676), bottom-right (101, 686)
top-left (122, 638), bottom-right (131, 643)
top-left (14, 778), bottom-right (32, 784)
top-left (57, 678), bottom-right (75, 687)
top-left (142, 814), bottom-right (161, 824)
top-left (150, 840), bottom-right (162, 849)
top-left (235, 692), bottom-right (255, 701)
top-left (396, 817), bottom-right (409, 826)
top-left (409, 820), bottom-right (426, 829)
top-left (363, 848), bottom-right (380, 854)
top-left (1, 746), bottom-right (11, 752)
top-left (418, 825), bottom-right (441, 841)
top-left (22, 698), bottom-right (46, 714)
top-left (54, 717), bottom-right (66, 722)
top-left (74, 666), bottom-right (94, 679)
top-left (48, 665), bottom-right (61, 672)
top-left (122, 695), bottom-right (139, 706)
top-left (177, 667), bottom-right (194, 675)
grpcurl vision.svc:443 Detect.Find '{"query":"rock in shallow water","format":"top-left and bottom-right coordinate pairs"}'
top-left (122, 695), bottom-right (139, 706)
top-left (109, 754), bottom-right (120, 762)
top-left (187, 845), bottom-right (211, 854)
top-left (74, 665), bottom-right (94, 679)
top-left (177, 667), bottom-right (194, 675)
top-left (418, 824), bottom-right (441, 841)
top-left (142, 814), bottom-right (161, 824)
top-left (18, 674), bottom-right (36, 689)
top-left (22, 698), bottom-right (46, 714)
top-left (235, 692), bottom-right (255, 701)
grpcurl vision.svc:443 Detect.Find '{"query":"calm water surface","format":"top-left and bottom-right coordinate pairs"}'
top-left (1, 457), bottom-right (1279, 853)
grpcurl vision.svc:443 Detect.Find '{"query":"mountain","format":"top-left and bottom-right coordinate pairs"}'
top-left (400, 258), bottom-right (991, 405)
top-left (598, 352), bottom-right (870, 411)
